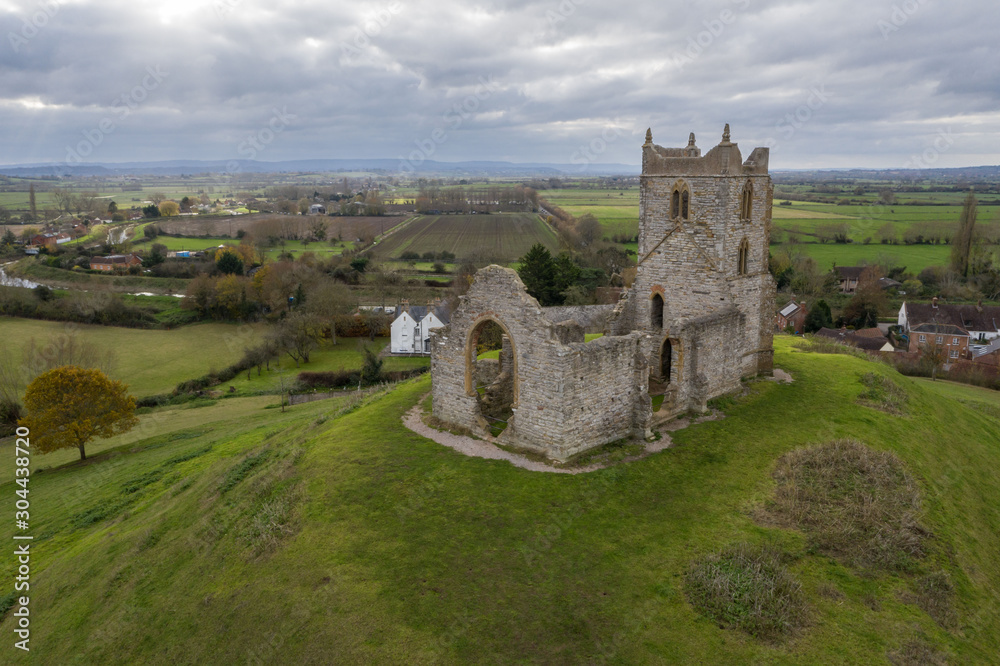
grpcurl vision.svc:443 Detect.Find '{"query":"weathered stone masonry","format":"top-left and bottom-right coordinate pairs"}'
top-left (430, 126), bottom-right (775, 462)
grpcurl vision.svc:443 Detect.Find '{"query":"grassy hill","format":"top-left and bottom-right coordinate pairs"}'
top-left (2, 337), bottom-right (999, 662)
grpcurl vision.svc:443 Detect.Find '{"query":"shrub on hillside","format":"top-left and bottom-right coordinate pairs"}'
top-left (762, 439), bottom-right (926, 572)
top-left (685, 543), bottom-right (808, 641)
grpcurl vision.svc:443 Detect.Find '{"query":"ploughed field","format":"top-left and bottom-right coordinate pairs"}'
top-left (372, 213), bottom-right (560, 263)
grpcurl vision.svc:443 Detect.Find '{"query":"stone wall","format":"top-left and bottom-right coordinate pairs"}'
top-left (541, 304), bottom-right (616, 332)
top-left (431, 266), bottom-right (650, 462)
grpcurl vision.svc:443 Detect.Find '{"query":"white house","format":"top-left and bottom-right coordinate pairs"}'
top-left (390, 301), bottom-right (450, 354)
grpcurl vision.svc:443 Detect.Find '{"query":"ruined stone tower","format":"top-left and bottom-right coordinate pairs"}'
top-left (609, 125), bottom-right (775, 415)
top-left (430, 126), bottom-right (775, 462)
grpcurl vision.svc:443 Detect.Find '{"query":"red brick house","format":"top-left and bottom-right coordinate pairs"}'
top-left (776, 301), bottom-right (808, 333)
top-left (907, 323), bottom-right (970, 361)
top-left (90, 254), bottom-right (142, 272)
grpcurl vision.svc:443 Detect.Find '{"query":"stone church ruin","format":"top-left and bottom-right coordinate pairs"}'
top-left (430, 126), bottom-right (775, 462)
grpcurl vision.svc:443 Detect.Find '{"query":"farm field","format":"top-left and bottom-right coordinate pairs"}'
top-left (541, 189), bottom-right (999, 273)
top-left (152, 213), bottom-right (407, 241)
top-left (371, 213), bottom-right (561, 263)
top-left (542, 188), bottom-right (640, 238)
top-left (775, 242), bottom-right (952, 273)
top-left (8, 261), bottom-right (190, 295)
top-left (0, 316), bottom-right (260, 397)
top-left (2, 337), bottom-right (999, 662)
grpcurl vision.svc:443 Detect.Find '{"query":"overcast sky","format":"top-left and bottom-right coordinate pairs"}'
top-left (0, 0), bottom-right (997, 170)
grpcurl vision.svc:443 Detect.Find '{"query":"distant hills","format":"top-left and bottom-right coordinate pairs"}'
top-left (0, 158), bottom-right (643, 178)
top-left (2, 159), bottom-right (998, 181)
top-left (773, 165), bottom-right (1000, 182)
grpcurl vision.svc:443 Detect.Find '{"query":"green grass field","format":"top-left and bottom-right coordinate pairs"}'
top-left (2, 336), bottom-right (999, 662)
top-left (225, 337), bottom-right (429, 397)
top-left (372, 213), bottom-right (561, 262)
top-left (775, 242), bottom-right (953, 273)
top-left (9, 261), bottom-right (190, 295)
top-left (541, 189), bottom-right (1000, 273)
top-left (0, 316), bottom-right (261, 396)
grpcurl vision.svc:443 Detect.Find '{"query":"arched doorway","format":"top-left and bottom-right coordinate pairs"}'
top-left (648, 337), bottom-right (677, 413)
top-left (660, 338), bottom-right (672, 382)
top-left (465, 318), bottom-right (517, 436)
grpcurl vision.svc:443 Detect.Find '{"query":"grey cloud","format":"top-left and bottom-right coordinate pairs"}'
top-left (0, 0), bottom-right (997, 168)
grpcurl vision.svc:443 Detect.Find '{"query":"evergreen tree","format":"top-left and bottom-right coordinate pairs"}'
top-left (517, 243), bottom-right (557, 305)
top-left (803, 300), bottom-right (832, 333)
top-left (950, 191), bottom-right (978, 278)
top-left (552, 252), bottom-right (581, 302)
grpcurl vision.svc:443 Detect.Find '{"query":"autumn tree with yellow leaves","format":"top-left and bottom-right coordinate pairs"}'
top-left (19, 366), bottom-right (138, 461)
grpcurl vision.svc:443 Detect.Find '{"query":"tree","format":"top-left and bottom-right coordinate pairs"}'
top-left (142, 204), bottom-right (161, 219)
top-left (803, 300), bottom-right (832, 333)
top-left (269, 313), bottom-right (323, 367)
top-left (144, 242), bottom-right (167, 268)
top-left (359, 344), bottom-right (384, 386)
top-left (350, 256), bottom-right (370, 273)
top-left (517, 243), bottom-right (557, 305)
top-left (950, 191), bottom-right (978, 278)
top-left (19, 366), bottom-right (138, 461)
top-left (840, 266), bottom-right (888, 329)
top-left (159, 200), bottom-right (180, 217)
top-left (216, 248), bottom-right (245, 275)
top-left (920, 340), bottom-right (949, 381)
top-left (576, 213), bottom-right (602, 246)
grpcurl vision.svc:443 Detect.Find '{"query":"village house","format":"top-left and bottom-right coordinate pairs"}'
top-left (90, 254), bottom-right (142, 272)
top-left (972, 337), bottom-right (1000, 366)
top-left (816, 327), bottom-right (894, 353)
top-left (836, 266), bottom-right (864, 294)
top-left (391, 301), bottom-right (450, 354)
top-left (776, 300), bottom-right (807, 333)
top-left (906, 323), bottom-right (969, 361)
top-left (898, 300), bottom-right (1000, 343)
top-left (30, 231), bottom-right (72, 248)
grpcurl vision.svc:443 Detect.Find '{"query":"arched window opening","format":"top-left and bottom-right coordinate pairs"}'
top-left (681, 190), bottom-right (690, 219)
top-left (467, 319), bottom-right (515, 436)
top-left (671, 189), bottom-right (680, 219)
top-left (741, 182), bottom-right (753, 221)
top-left (651, 293), bottom-right (664, 329)
top-left (737, 239), bottom-right (749, 276)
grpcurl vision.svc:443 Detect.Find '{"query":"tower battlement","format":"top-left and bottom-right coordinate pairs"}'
top-left (642, 125), bottom-right (770, 177)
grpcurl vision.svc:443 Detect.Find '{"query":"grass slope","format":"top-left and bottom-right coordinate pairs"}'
top-left (0, 316), bottom-right (259, 397)
top-left (2, 337), bottom-right (1000, 662)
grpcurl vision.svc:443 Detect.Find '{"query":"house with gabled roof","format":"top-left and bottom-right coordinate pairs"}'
top-left (898, 299), bottom-right (1000, 343)
top-left (776, 300), bottom-right (807, 333)
top-left (391, 300), bottom-right (451, 354)
top-left (815, 327), bottom-right (894, 353)
top-left (906, 322), bottom-right (969, 361)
